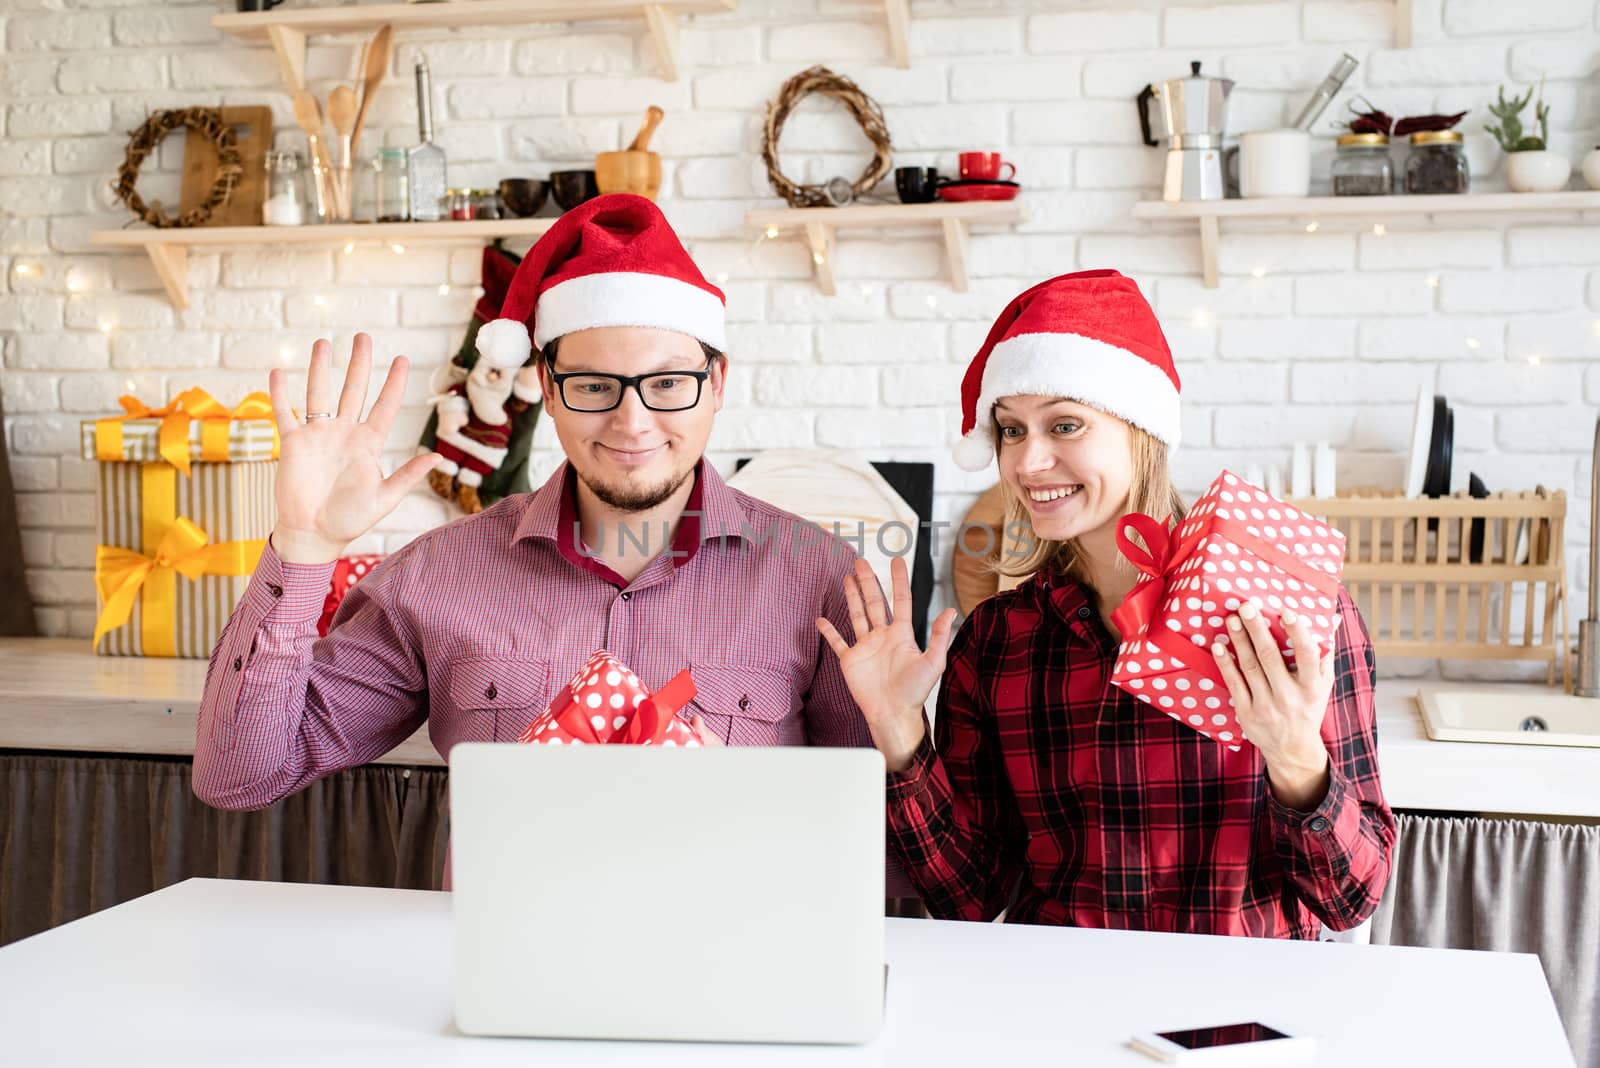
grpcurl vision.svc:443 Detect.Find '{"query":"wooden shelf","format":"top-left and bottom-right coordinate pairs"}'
top-left (745, 200), bottom-right (1028, 295)
top-left (884, 0), bottom-right (910, 68)
top-left (1132, 190), bottom-right (1600, 288)
top-left (90, 219), bottom-right (558, 309)
top-left (213, 0), bottom-right (738, 89)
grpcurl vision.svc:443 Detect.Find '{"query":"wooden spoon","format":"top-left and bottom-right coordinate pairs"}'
top-left (292, 89), bottom-right (339, 218)
top-left (327, 85), bottom-right (359, 216)
top-left (626, 106), bottom-right (664, 152)
top-left (351, 24), bottom-right (393, 156)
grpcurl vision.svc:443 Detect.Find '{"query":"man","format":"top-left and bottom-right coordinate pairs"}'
top-left (194, 195), bottom-right (887, 888)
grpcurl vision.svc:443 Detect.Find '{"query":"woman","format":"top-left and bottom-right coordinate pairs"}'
top-left (819, 270), bottom-right (1393, 938)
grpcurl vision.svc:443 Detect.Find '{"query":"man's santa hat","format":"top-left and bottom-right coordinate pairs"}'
top-left (952, 269), bottom-right (1182, 472)
top-left (473, 193), bottom-right (726, 371)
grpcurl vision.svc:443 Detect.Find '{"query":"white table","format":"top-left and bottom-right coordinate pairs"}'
top-left (0, 878), bottom-right (1572, 1067)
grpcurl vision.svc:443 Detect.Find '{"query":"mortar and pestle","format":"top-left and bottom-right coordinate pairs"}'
top-left (595, 106), bottom-right (664, 200)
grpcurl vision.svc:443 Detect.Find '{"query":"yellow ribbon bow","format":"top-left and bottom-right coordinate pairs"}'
top-left (93, 516), bottom-right (265, 653)
top-left (93, 389), bottom-right (279, 475)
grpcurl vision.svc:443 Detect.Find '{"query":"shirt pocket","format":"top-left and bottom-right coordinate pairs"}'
top-left (442, 658), bottom-right (553, 746)
top-left (685, 664), bottom-right (804, 746)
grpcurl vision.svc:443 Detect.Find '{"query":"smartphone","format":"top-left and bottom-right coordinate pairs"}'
top-left (1130, 1022), bottom-right (1316, 1064)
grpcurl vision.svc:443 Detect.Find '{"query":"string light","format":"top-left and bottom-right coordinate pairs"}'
top-left (390, 243), bottom-right (405, 255)
top-left (1250, 266), bottom-right (1267, 279)
top-left (764, 225), bottom-right (780, 239)
top-left (98, 320), bottom-right (115, 334)
top-left (342, 242), bottom-right (356, 255)
top-left (924, 294), bottom-right (938, 310)
top-left (1426, 275), bottom-right (1440, 289)
top-left (313, 295), bottom-right (327, 308)
top-left (714, 271), bottom-right (730, 284)
top-left (1371, 222), bottom-right (1387, 236)
top-left (437, 283), bottom-right (451, 296)
top-left (123, 378), bottom-right (136, 393)
top-left (1526, 353), bottom-right (1543, 366)
top-left (278, 344), bottom-right (296, 364)
top-left (1464, 337), bottom-right (1481, 351)
top-left (811, 250), bottom-right (826, 265)
top-left (65, 267), bottom-right (90, 293)
top-left (1304, 221), bottom-right (1319, 234)
top-left (12, 262), bottom-right (39, 277)
top-left (1190, 307), bottom-right (1212, 328)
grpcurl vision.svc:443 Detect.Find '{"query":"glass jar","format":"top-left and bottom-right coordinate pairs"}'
top-left (374, 148), bottom-right (411, 222)
top-left (1404, 130), bottom-right (1469, 195)
top-left (1331, 133), bottom-right (1393, 196)
top-left (262, 150), bottom-right (308, 226)
top-left (447, 188), bottom-right (475, 221)
top-left (472, 188), bottom-right (501, 220)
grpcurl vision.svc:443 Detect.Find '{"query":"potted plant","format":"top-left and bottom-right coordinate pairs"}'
top-left (1487, 81), bottom-right (1571, 193)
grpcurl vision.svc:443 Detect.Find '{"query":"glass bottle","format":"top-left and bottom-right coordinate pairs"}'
top-left (1331, 133), bottom-right (1393, 196)
top-left (447, 189), bottom-right (475, 221)
top-left (262, 150), bottom-right (308, 226)
top-left (407, 57), bottom-right (447, 221)
top-left (374, 148), bottom-right (411, 223)
top-left (1405, 131), bottom-right (1469, 195)
top-left (472, 188), bottom-right (502, 220)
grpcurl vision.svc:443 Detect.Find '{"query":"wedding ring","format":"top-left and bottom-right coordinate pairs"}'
top-left (304, 411), bottom-right (333, 421)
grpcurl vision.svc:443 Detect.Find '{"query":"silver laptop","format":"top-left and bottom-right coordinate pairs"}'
top-left (449, 744), bottom-right (887, 1044)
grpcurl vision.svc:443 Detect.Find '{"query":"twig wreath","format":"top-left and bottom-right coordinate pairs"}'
top-left (761, 66), bottom-right (892, 208)
top-left (113, 108), bottom-right (242, 228)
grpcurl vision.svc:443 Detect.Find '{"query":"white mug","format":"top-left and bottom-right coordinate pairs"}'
top-left (1239, 129), bottom-right (1311, 198)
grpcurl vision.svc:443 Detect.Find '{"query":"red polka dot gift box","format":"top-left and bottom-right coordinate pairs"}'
top-left (316, 554), bottom-right (385, 638)
top-left (518, 650), bottom-right (702, 747)
top-left (1108, 471), bottom-right (1346, 751)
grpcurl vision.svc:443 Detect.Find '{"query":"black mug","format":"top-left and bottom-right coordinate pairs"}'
top-left (550, 169), bottom-right (600, 212)
top-left (235, 0), bottom-right (284, 10)
top-left (895, 166), bottom-right (941, 204)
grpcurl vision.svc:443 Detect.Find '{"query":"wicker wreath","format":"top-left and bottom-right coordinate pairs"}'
top-left (113, 108), bottom-right (242, 229)
top-left (762, 66), bottom-right (893, 209)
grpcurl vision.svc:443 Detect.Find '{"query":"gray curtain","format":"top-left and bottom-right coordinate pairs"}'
top-left (0, 752), bottom-right (449, 946)
top-left (1371, 813), bottom-right (1600, 1068)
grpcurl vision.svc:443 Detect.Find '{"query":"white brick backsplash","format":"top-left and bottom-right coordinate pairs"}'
top-left (1020, 190), bottom-right (1142, 233)
top-left (691, 67), bottom-right (788, 113)
top-left (0, 56), bottom-right (58, 97)
top-left (720, 281), bottom-right (766, 324)
top-left (1496, 406), bottom-right (1599, 452)
top-left (394, 39), bottom-right (511, 78)
top-left (1444, 0), bottom-right (1591, 35)
top-left (0, 296), bottom-right (64, 333)
top-left (1438, 362), bottom-right (1582, 405)
top-left (286, 291), bottom-right (399, 330)
top-left (1215, 233), bottom-right (1356, 275)
top-left (1293, 274), bottom-right (1435, 316)
top-left (1078, 234), bottom-right (1201, 275)
top-left (680, 27), bottom-right (764, 69)
top-left (1508, 39), bottom-right (1600, 81)
top-left (818, 323), bottom-right (946, 363)
top-left (1182, 363), bottom-right (1290, 404)
top-left (882, 363), bottom-right (965, 408)
top-left (1218, 319), bottom-right (1358, 360)
top-left (817, 408), bottom-right (948, 449)
top-left (1013, 101), bottom-right (1143, 145)
top-left (708, 409), bottom-right (814, 451)
top-left (221, 331), bottom-right (331, 371)
top-left (434, 123), bottom-right (503, 163)
top-left (1222, 48), bottom-right (1356, 91)
top-left (180, 290), bottom-right (286, 333)
top-left (52, 533), bottom-right (96, 569)
top-left (10, 333), bottom-right (110, 371)
top-left (334, 248), bottom-right (452, 287)
top-left (113, 331), bottom-right (220, 370)
top-left (724, 324), bottom-right (813, 364)
top-left (1302, 1), bottom-right (1393, 41)
top-left (955, 62), bottom-right (1081, 105)
top-left (1506, 227), bottom-right (1600, 267)
top-left (1156, 277), bottom-right (1294, 319)
top-left (1506, 318), bottom-right (1600, 362)
top-left (111, 8), bottom-right (217, 47)
top-left (1591, 271), bottom-right (1600, 311)
top-left (1074, 147), bottom-right (1164, 190)
top-left (26, 569), bottom-right (95, 607)
top-left (65, 293), bottom-right (174, 332)
top-left (508, 118), bottom-right (621, 160)
top-left (1358, 317), bottom-right (1505, 360)
top-left (770, 282), bottom-right (882, 324)
top-left (1291, 362), bottom-right (1430, 403)
top-left (1165, 4), bottom-right (1298, 46)
top-left (769, 22), bottom-right (888, 63)
top-left (9, 417), bottom-right (85, 458)
top-left (969, 234), bottom-right (1077, 279)
top-left (1366, 45), bottom-right (1509, 87)
top-left (909, 15), bottom-right (1020, 56)
top-left (8, 99), bottom-right (109, 138)
top-left (515, 33), bottom-right (637, 76)
top-left (1356, 229), bottom-right (1502, 270)
top-left (1439, 270), bottom-right (1584, 314)
top-left (1212, 406), bottom-right (1366, 448)
top-left (7, 13), bottom-right (110, 51)
top-left (889, 280), bottom-right (1028, 321)
top-left (1587, 363), bottom-right (1600, 403)
top-left (59, 371), bottom-right (163, 414)
top-left (220, 251), bottom-right (335, 290)
top-left (448, 78), bottom-right (569, 119)
top-left (886, 105), bottom-right (1009, 152)
top-left (10, 458), bottom-right (58, 493)
top-left (170, 50), bottom-right (279, 91)
top-left (1028, 10), bottom-right (1158, 52)
top-left (753, 366), bottom-right (877, 407)
top-left (675, 155), bottom-right (767, 199)
top-left (399, 287), bottom-right (481, 328)
top-left (51, 136), bottom-right (126, 176)
top-left (56, 52), bottom-right (164, 94)
top-left (0, 373), bottom-right (59, 413)
top-left (1083, 52), bottom-right (1220, 98)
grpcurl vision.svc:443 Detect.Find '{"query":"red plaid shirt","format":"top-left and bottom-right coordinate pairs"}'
top-left (887, 570), bottom-right (1394, 938)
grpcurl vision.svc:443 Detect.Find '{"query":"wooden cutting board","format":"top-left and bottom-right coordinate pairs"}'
top-left (952, 483), bottom-right (1030, 616)
top-left (180, 106), bottom-right (272, 227)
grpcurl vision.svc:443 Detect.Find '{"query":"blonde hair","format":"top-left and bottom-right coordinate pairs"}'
top-left (994, 411), bottom-right (1186, 584)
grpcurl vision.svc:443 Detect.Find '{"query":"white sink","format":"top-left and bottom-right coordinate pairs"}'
top-left (1417, 688), bottom-right (1600, 748)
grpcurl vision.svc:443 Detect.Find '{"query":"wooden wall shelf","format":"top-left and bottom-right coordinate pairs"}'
top-left (744, 200), bottom-right (1028, 295)
top-left (213, 0), bottom-right (739, 89)
top-left (1132, 190), bottom-right (1600, 288)
top-left (90, 219), bottom-right (559, 309)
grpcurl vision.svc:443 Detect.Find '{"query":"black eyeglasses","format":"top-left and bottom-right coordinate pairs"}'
top-left (548, 359), bottom-right (714, 413)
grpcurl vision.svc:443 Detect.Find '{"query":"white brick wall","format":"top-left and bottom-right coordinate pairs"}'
top-left (2, 0), bottom-right (1599, 666)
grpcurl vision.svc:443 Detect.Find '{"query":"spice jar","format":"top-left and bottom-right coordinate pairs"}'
top-left (1404, 130), bottom-right (1468, 195)
top-left (1331, 133), bottom-right (1393, 196)
top-left (262, 150), bottom-right (309, 226)
top-left (447, 188), bottom-right (475, 221)
top-left (472, 188), bottom-right (502, 220)
top-left (374, 148), bottom-right (411, 222)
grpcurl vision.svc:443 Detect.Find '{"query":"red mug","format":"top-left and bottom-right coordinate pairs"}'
top-left (958, 152), bottom-right (1016, 182)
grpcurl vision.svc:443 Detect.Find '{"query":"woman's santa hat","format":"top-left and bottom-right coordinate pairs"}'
top-left (473, 193), bottom-right (726, 370)
top-left (952, 269), bottom-right (1182, 472)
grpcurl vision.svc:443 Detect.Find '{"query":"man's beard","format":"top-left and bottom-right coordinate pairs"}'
top-left (577, 463), bottom-right (694, 513)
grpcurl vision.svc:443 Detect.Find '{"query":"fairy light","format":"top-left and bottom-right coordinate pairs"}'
top-left (12, 262), bottom-right (39, 278)
top-left (1526, 352), bottom-right (1544, 366)
top-left (1426, 275), bottom-right (1440, 289)
top-left (473, 286), bottom-right (485, 299)
top-left (390, 243), bottom-right (405, 255)
top-left (278, 344), bottom-right (296, 364)
top-left (764, 225), bottom-right (780, 239)
top-left (1464, 337), bottom-right (1481, 351)
top-left (98, 319), bottom-right (116, 335)
top-left (1304, 221), bottom-right (1320, 234)
top-left (714, 271), bottom-right (730, 285)
top-left (1190, 307), bottom-right (1212, 328)
top-left (342, 242), bottom-right (356, 255)
top-left (123, 378), bottom-right (136, 393)
top-left (313, 295), bottom-right (327, 308)
top-left (811, 250), bottom-right (826, 265)
top-left (925, 294), bottom-right (938, 310)
top-left (437, 283), bottom-right (451, 296)
top-left (65, 267), bottom-right (90, 293)
top-left (1250, 266), bottom-right (1267, 279)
